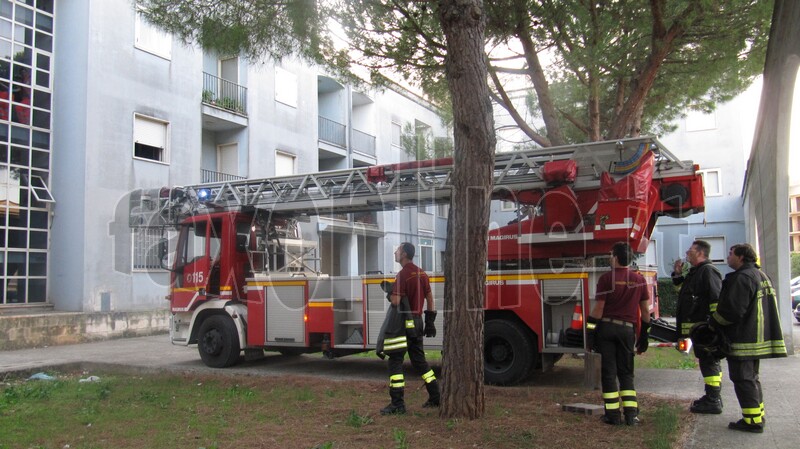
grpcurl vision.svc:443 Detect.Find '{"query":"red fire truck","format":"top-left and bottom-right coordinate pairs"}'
top-left (130, 136), bottom-right (703, 385)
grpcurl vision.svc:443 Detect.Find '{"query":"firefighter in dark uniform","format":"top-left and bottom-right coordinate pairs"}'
top-left (586, 242), bottom-right (650, 426)
top-left (710, 243), bottom-right (786, 433)
top-left (380, 242), bottom-right (440, 415)
top-left (672, 240), bottom-right (723, 414)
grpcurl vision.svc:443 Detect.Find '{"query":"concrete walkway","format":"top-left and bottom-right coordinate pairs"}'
top-left (1, 324), bottom-right (798, 448)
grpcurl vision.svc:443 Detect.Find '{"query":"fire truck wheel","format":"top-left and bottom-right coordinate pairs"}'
top-left (484, 319), bottom-right (535, 386)
top-left (197, 315), bottom-right (242, 368)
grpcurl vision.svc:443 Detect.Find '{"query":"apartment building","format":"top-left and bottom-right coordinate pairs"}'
top-left (0, 0), bottom-right (449, 313)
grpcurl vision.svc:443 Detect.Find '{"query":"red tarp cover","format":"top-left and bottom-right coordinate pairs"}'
top-left (599, 152), bottom-right (654, 202)
top-left (542, 159), bottom-right (577, 184)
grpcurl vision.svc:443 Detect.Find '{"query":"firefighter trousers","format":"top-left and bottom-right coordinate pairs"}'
top-left (727, 359), bottom-right (764, 424)
top-left (597, 321), bottom-right (637, 415)
top-left (387, 335), bottom-right (435, 387)
top-left (695, 351), bottom-right (722, 391)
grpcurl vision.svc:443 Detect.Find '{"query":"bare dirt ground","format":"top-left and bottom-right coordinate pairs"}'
top-left (193, 373), bottom-right (693, 449)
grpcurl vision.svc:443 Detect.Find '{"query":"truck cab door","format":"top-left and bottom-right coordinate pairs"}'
top-left (171, 219), bottom-right (220, 310)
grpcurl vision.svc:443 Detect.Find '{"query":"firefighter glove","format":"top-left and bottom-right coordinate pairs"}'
top-left (636, 321), bottom-right (651, 354)
top-left (585, 316), bottom-right (600, 352)
top-left (424, 310), bottom-right (437, 338)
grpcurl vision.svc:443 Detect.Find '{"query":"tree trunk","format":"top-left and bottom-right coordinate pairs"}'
top-left (437, 0), bottom-right (493, 420)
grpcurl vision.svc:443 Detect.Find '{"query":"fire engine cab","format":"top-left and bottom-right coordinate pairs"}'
top-left (130, 136), bottom-right (704, 385)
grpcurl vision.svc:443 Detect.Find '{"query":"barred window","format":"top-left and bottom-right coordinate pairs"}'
top-left (133, 228), bottom-right (166, 270)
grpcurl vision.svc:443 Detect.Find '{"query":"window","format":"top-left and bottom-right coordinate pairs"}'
top-left (28, 174), bottom-right (53, 202)
top-left (391, 121), bottom-right (401, 147)
top-left (275, 151), bottom-right (295, 177)
top-left (419, 237), bottom-right (433, 272)
top-left (134, 4), bottom-right (171, 59)
top-left (437, 203), bottom-right (449, 218)
top-left (133, 114), bottom-right (168, 163)
top-left (685, 109), bottom-right (716, 132)
top-left (132, 227), bottom-right (166, 270)
top-left (275, 67), bottom-right (297, 107)
top-left (500, 200), bottom-right (516, 212)
top-left (696, 236), bottom-right (726, 263)
top-left (699, 169), bottom-right (722, 197)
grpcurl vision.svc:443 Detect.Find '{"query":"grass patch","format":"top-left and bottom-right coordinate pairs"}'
top-left (644, 404), bottom-right (682, 449)
top-left (559, 347), bottom-right (698, 370)
top-left (0, 370), bottom-right (692, 449)
top-left (636, 347), bottom-right (698, 370)
top-left (345, 409), bottom-right (374, 428)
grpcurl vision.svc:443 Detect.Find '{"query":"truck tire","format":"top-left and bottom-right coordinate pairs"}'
top-left (197, 315), bottom-right (241, 368)
top-left (484, 319), bottom-right (535, 386)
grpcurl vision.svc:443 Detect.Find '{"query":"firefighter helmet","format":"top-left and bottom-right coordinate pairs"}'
top-left (689, 322), bottom-right (729, 359)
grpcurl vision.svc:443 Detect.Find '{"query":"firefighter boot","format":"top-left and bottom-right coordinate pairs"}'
top-left (600, 411), bottom-right (622, 426)
top-left (380, 387), bottom-right (406, 415)
top-left (728, 419), bottom-right (764, 434)
top-left (422, 380), bottom-right (441, 408)
top-left (624, 408), bottom-right (640, 426)
top-left (690, 386), bottom-right (723, 414)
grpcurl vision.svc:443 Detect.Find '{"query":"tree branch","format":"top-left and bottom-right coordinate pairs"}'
top-left (558, 107), bottom-right (591, 137)
top-left (608, 0), bottom-right (698, 138)
top-left (515, 14), bottom-right (565, 146)
top-left (489, 69), bottom-right (551, 147)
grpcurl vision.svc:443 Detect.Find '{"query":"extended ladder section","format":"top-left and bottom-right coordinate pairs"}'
top-left (129, 136), bottom-right (697, 227)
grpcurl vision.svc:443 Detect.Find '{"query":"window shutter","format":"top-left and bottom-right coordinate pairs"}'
top-left (135, 116), bottom-right (166, 149)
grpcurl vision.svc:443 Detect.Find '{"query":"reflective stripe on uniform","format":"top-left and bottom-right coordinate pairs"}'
top-left (421, 369), bottom-right (436, 384)
top-left (602, 391), bottom-right (620, 411)
top-left (742, 406), bottom-right (762, 424)
top-left (405, 320), bottom-right (415, 329)
top-left (383, 336), bottom-right (408, 351)
top-left (620, 390), bottom-right (637, 409)
top-left (703, 373), bottom-right (722, 388)
top-left (729, 340), bottom-right (787, 357)
top-left (586, 322), bottom-right (596, 330)
top-left (389, 374), bottom-right (405, 388)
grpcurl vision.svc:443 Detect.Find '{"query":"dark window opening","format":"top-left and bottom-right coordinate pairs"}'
top-left (135, 142), bottom-right (162, 161)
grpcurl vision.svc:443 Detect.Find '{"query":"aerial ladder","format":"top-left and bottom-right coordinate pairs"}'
top-left (130, 136), bottom-right (703, 384)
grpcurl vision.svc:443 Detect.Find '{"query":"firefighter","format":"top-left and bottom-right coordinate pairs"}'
top-left (586, 242), bottom-right (650, 426)
top-left (380, 242), bottom-right (440, 415)
top-left (710, 243), bottom-right (787, 433)
top-left (672, 240), bottom-right (723, 414)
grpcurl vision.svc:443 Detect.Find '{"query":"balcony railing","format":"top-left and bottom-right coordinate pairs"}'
top-left (201, 169), bottom-right (246, 183)
top-left (320, 211), bottom-right (378, 225)
top-left (352, 128), bottom-right (376, 156)
top-left (202, 72), bottom-right (248, 116)
top-left (319, 116), bottom-right (346, 147)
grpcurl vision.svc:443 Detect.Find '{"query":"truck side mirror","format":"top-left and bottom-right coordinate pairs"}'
top-left (159, 238), bottom-right (174, 270)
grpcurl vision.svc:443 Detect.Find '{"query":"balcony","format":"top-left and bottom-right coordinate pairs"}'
top-left (202, 72), bottom-right (247, 116)
top-left (201, 169), bottom-right (246, 183)
top-left (318, 211), bottom-right (382, 237)
top-left (319, 116), bottom-right (346, 147)
top-left (352, 128), bottom-right (376, 157)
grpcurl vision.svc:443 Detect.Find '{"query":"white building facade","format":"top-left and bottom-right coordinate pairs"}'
top-left (0, 0), bottom-right (449, 312)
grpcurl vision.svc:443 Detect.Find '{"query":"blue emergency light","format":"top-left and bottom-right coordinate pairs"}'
top-left (197, 188), bottom-right (211, 201)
